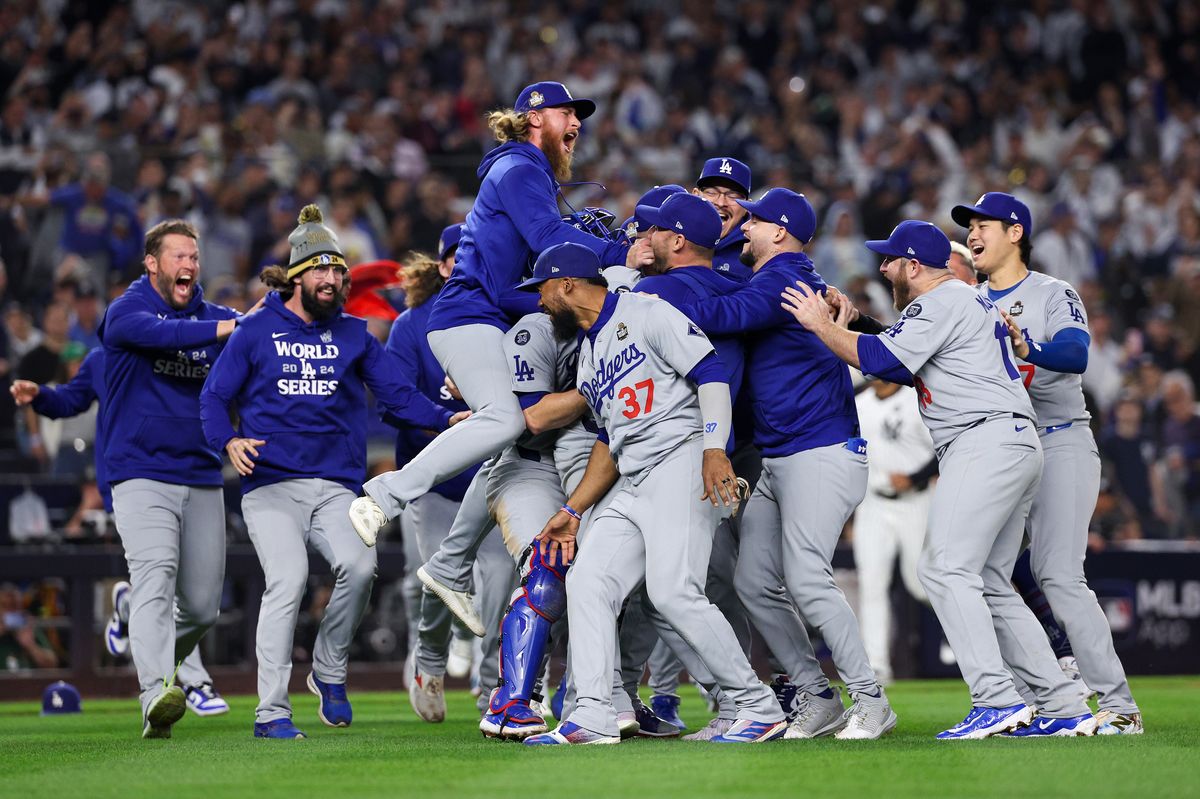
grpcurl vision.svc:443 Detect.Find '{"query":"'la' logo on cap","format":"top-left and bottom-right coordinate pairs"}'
top-left (719, 159), bottom-right (732, 175)
top-left (529, 91), bottom-right (545, 107)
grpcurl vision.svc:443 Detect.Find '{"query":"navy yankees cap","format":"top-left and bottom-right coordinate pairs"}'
top-left (635, 192), bottom-right (723, 249)
top-left (437, 223), bottom-right (464, 261)
top-left (696, 157), bottom-right (751, 196)
top-left (865, 220), bottom-right (951, 268)
top-left (736, 188), bottom-right (817, 243)
top-left (515, 81), bottom-right (596, 120)
top-left (517, 242), bottom-right (603, 291)
top-left (951, 192), bottom-right (1034, 238)
top-left (631, 184), bottom-right (687, 234)
top-left (41, 681), bottom-right (82, 715)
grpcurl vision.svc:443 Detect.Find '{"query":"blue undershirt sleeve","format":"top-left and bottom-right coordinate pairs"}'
top-left (1022, 328), bottom-right (1090, 374)
top-left (857, 335), bottom-right (915, 386)
top-left (685, 351), bottom-right (726, 385)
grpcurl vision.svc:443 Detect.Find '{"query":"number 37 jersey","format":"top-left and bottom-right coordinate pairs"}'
top-left (981, 272), bottom-right (1090, 430)
top-left (578, 292), bottom-right (716, 480)
top-left (876, 279), bottom-right (1036, 451)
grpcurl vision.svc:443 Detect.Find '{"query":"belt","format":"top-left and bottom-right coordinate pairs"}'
top-left (963, 412), bottom-right (1035, 434)
top-left (515, 445), bottom-right (542, 463)
top-left (845, 437), bottom-right (867, 455)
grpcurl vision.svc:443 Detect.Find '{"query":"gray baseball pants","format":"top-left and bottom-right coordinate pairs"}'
top-left (363, 325), bottom-right (526, 518)
top-left (919, 419), bottom-right (1088, 718)
top-left (1028, 424), bottom-right (1137, 715)
top-left (112, 479), bottom-right (225, 719)
top-left (113, 573), bottom-right (216, 690)
top-left (735, 443), bottom-right (877, 695)
top-left (242, 479), bottom-right (377, 724)
top-left (566, 439), bottom-right (782, 737)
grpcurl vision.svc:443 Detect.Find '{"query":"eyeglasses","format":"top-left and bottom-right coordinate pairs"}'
top-left (310, 265), bottom-right (348, 278)
top-left (699, 186), bottom-right (746, 202)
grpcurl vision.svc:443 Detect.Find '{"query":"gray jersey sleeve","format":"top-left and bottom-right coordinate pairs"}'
top-left (643, 299), bottom-right (717, 380)
top-left (876, 292), bottom-right (957, 375)
top-left (1043, 279), bottom-right (1089, 338)
top-left (504, 314), bottom-right (560, 394)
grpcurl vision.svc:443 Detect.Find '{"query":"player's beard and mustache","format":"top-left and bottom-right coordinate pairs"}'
top-left (544, 128), bottom-right (574, 183)
top-left (156, 269), bottom-right (194, 310)
top-left (300, 279), bottom-right (344, 321)
top-left (546, 303), bottom-right (581, 341)
top-left (890, 267), bottom-right (915, 312)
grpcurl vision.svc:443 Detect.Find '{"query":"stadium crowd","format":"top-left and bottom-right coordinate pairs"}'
top-left (0, 0), bottom-right (1197, 568)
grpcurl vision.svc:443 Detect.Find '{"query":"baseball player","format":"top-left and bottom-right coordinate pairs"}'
top-left (10, 350), bottom-right (229, 716)
top-left (350, 82), bottom-right (628, 545)
top-left (852, 378), bottom-right (935, 684)
top-left (680, 188), bottom-right (892, 740)
top-left (693, 157), bottom-right (753, 282)
top-left (780, 219), bottom-right (1095, 739)
top-left (388, 228), bottom-right (516, 724)
top-left (99, 219), bottom-right (239, 738)
top-left (199, 206), bottom-right (463, 740)
top-left (522, 242), bottom-right (786, 746)
top-left (954, 192), bottom-right (1141, 735)
top-left (621, 192), bottom-right (755, 736)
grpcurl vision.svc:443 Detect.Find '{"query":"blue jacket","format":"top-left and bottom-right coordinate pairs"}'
top-left (31, 348), bottom-right (112, 511)
top-left (712, 227), bottom-right (752, 283)
top-left (200, 292), bottom-right (452, 495)
top-left (428, 141), bottom-right (628, 333)
top-left (50, 184), bottom-right (143, 272)
top-left (683, 252), bottom-right (859, 458)
top-left (385, 299), bottom-right (478, 502)
top-left (636, 266), bottom-right (744, 450)
top-left (99, 276), bottom-right (238, 487)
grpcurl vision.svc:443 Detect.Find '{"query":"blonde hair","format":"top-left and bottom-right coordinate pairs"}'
top-left (487, 109), bottom-right (531, 143)
top-left (401, 252), bottom-right (446, 308)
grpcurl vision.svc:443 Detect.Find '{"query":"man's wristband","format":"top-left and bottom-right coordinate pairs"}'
top-left (561, 504), bottom-right (582, 521)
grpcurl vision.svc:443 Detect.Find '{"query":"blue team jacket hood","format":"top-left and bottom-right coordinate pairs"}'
top-left (477, 140), bottom-right (555, 183)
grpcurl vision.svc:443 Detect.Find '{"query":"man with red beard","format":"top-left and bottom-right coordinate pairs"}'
top-left (350, 83), bottom-right (629, 560)
top-left (99, 219), bottom-right (239, 739)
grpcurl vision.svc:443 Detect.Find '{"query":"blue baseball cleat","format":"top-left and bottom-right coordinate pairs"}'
top-left (634, 698), bottom-right (681, 738)
top-left (254, 719), bottom-right (307, 739)
top-left (1003, 713), bottom-right (1098, 738)
top-left (480, 700), bottom-right (548, 739)
top-left (711, 719), bottom-right (788, 744)
top-left (770, 675), bottom-right (801, 722)
top-left (650, 694), bottom-right (686, 730)
top-left (105, 581), bottom-right (131, 658)
top-left (307, 672), bottom-right (352, 727)
top-left (184, 683), bottom-right (229, 716)
top-left (936, 704), bottom-right (1034, 740)
top-left (551, 675), bottom-right (566, 721)
top-left (523, 722), bottom-right (620, 746)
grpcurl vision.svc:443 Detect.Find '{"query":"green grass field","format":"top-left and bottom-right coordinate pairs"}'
top-left (0, 677), bottom-right (1195, 799)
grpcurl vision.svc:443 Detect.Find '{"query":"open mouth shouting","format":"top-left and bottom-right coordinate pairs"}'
top-left (173, 271), bottom-right (195, 305)
top-left (562, 130), bottom-right (577, 155)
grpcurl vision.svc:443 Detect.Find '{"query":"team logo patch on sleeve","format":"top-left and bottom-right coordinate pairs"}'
top-left (515, 329), bottom-right (531, 345)
top-left (904, 302), bottom-right (923, 318)
top-left (1065, 288), bottom-right (1080, 301)
top-left (688, 322), bottom-right (704, 336)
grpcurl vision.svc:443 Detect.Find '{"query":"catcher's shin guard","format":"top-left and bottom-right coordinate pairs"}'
top-left (489, 546), bottom-right (569, 714)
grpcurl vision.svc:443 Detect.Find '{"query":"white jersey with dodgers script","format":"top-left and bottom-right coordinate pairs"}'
top-left (876, 279), bottom-right (1036, 451)
top-left (504, 313), bottom-right (580, 457)
top-left (578, 293), bottom-right (716, 480)
top-left (980, 272), bottom-right (1090, 430)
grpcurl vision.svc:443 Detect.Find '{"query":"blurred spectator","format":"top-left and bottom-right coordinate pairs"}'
top-left (1035, 203), bottom-right (1093, 289)
top-left (1156, 371), bottom-right (1200, 538)
top-left (1100, 394), bottom-right (1162, 538)
top-left (0, 582), bottom-right (58, 670)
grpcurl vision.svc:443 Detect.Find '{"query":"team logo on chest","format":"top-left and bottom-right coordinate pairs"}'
top-left (1008, 300), bottom-right (1024, 317)
top-left (321, 328), bottom-right (333, 343)
top-left (579, 343), bottom-right (647, 413)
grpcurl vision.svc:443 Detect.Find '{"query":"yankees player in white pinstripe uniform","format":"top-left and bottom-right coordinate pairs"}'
top-left (955, 192), bottom-right (1141, 735)
top-left (852, 379), bottom-right (934, 684)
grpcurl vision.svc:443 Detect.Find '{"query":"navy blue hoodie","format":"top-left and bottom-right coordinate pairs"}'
top-left (99, 276), bottom-right (238, 487)
top-left (385, 298), bottom-right (478, 502)
top-left (428, 141), bottom-right (628, 333)
top-left (712, 227), bottom-right (752, 283)
top-left (200, 292), bottom-right (452, 495)
top-left (31, 348), bottom-right (112, 510)
top-left (682, 252), bottom-right (859, 458)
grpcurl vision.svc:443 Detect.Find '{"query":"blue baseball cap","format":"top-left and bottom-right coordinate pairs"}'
top-left (736, 188), bottom-right (817, 243)
top-left (951, 192), bottom-right (1034, 238)
top-left (696, 157), bottom-right (751, 196)
top-left (631, 184), bottom-right (687, 234)
top-left (517, 242), bottom-right (603, 291)
top-left (41, 681), bottom-right (82, 715)
top-left (865, 220), bottom-right (951, 268)
top-left (437, 223), bottom-right (464, 261)
top-left (635, 192), bottom-right (723, 249)
top-left (515, 81), bottom-right (596, 120)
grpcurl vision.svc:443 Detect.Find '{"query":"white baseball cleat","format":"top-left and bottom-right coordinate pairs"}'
top-left (681, 717), bottom-right (733, 741)
top-left (835, 690), bottom-right (897, 740)
top-left (447, 636), bottom-right (474, 679)
top-left (1094, 710), bottom-right (1144, 735)
top-left (409, 671), bottom-right (446, 723)
top-left (417, 566), bottom-right (485, 637)
top-left (349, 496), bottom-right (388, 547)
top-left (785, 687), bottom-right (847, 739)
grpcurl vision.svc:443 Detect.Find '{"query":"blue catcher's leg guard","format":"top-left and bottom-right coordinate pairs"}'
top-left (483, 546), bottom-right (568, 737)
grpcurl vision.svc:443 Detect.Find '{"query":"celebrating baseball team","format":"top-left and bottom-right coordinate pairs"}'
top-left (14, 79), bottom-right (1146, 745)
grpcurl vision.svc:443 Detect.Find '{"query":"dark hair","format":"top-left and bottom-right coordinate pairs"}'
top-left (1000, 220), bottom-right (1033, 266)
top-left (144, 219), bottom-right (198, 260)
top-left (259, 265), bottom-right (296, 298)
top-left (581, 277), bottom-right (608, 289)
